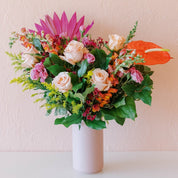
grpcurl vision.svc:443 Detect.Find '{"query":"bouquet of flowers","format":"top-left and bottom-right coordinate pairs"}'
top-left (7, 12), bottom-right (171, 130)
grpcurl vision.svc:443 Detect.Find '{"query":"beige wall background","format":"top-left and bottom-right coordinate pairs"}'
top-left (0, 0), bottom-right (178, 151)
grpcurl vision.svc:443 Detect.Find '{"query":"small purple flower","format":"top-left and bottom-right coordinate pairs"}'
top-left (30, 62), bottom-right (48, 83)
top-left (129, 67), bottom-right (144, 84)
top-left (84, 53), bottom-right (95, 64)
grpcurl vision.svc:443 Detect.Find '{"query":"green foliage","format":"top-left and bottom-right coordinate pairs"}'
top-left (114, 54), bottom-right (144, 74)
top-left (47, 64), bottom-right (65, 76)
top-left (72, 83), bottom-right (83, 93)
top-left (43, 57), bottom-right (51, 68)
top-left (83, 85), bottom-right (95, 98)
top-left (72, 103), bottom-right (83, 114)
top-left (117, 96), bottom-right (137, 120)
top-left (6, 52), bottom-right (24, 72)
top-left (55, 114), bottom-right (82, 128)
top-left (102, 107), bottom-right (126, 126)
top-left (124, 21), bottom-right (138, 45)
top-left (92, 49), bottom-right (108, 69)
top-left (78, 59), bottom-right (88, 77)
top-left (135, 65), bottom-right (154, 76)
top-left (113, 97), bottom-right (126, 108)
top-left (85, 119), bottom-right (106, 130)
top-left (115, 117), bottom-right (126, 126)
top-left (122, 75), bottom-right (153, 105)
top-left (33, 38), bottom-right (44, 52)
top-left (102, 96), bottom-right (136, 122)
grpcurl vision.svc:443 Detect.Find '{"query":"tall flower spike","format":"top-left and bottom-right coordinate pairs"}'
top-left (31, 11), bottom-right (94, 40)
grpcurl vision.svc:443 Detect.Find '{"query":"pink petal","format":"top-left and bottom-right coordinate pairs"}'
top-left (40, 19), bottom-right (51, 35)
top-left (29, 29), bottom-right (35, 33)
top-left (68, 12), bottom-right (77, 39)
top-left (72, 16), bottom-right (84, 39)
top-left (45, 15), bottom-right (57, 36)
top-left (53, 12), bottom-right (61, 34)
top-left (35, 23), bottom-right (43, 33)
top-left (61, 11), bottom-right (68, 33)
top-left (84, 21), bottom-right (94, 35)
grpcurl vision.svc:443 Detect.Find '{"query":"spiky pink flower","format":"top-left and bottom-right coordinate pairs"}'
top-left (31, 12), bottom-right (94, 40)
top-left (30, 62), bottom-right (48, 82)
top-left (129, 67), bottom-right (144, 84)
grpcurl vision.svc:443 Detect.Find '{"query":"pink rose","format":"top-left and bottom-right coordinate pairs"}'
top-left (52, 72), bottom-right (72, 93)
top-left (61, 40), bottom-right (85, 65)
top-left (108, 34), bottom-right (125, 51)
top-left (21, 47), bottom-right (38, 68)
top-left (91, 68), bottom-right (111, 91)
top-left (129, 67), bottom-right (144, 84)
top-left (84, 53), bottom-right (95, 63)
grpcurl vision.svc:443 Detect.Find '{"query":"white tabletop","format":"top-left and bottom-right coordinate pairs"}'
top-left (0, 152), bottom-right (178, 178)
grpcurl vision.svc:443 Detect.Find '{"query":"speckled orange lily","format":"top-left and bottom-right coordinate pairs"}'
top-left (127, 40), bottom-right (171, 65)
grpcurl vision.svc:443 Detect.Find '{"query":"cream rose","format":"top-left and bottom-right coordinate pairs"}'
top-left (91, 68), bottom-right (111, 91)
top-left (21, 47), bottom-right (38, 68)
top-left (62, 40), bottom-right (85, 65)
top-left (52, 72), bottom-right (72, 93)
top-left (108, 34), bottom-right (125, 51)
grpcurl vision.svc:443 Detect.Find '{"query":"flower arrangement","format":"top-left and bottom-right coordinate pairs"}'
top-left (7, 12), bottom-right (171, 130)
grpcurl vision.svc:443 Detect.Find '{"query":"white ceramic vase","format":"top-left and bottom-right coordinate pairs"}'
top-left (72, 122), bottom-right (103, 174)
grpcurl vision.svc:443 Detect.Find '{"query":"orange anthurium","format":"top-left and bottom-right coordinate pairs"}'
top-left (127, 40), bottom-right (171, 65)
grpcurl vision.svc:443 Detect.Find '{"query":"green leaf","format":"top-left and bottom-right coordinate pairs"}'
top-left (78, 59), bottom-right (88, 77)
top-left (92, 49), bottom-right (107, 69)
top-left (83, 85), bottom-right (95, 98)
top-left (101, 108), bottom-right (126, 126)
top-left (47, 64), bottom-right (65, 76)
top-left (113, 97), bottom-right (126, 108)
top-left (141, 74), bottom-right (153, 87)
top-left (72, 83), bottom-right (83, 93)
top-left (115, 117), bottom-right (126, 126)
top-left (135, 65), bottom-right (154, 76)
top-left (134, 88), bottom-right (152, 105)
top-left (45, 77), bottom-right (53, 84)
top-left (122, 82), bottom-right (137, 96)
top-left (69, 72), bottom-right (78, 86)
top-left (55, 107), bottom-right (67, 116)
top-left (33, 38), bottom-right (44, 51)
top-left (43, 57), bottom-right (51, 68)
top-left (55, 114), bottom-right (82, 128)
top-left (102, 109), bottom-right (116, 120)
top-left (73, 93), bottom-right (85, 103)
top-left (85, 119), bottom-right (106, 130)
top-left (55, 117), bottom-right (65, 125)
top-left (118, 96), bottom-right (137, 120)
top-left (49, 53), bottom-right (64, 66)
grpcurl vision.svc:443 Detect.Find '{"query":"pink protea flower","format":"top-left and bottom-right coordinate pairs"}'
top-left (31, 12), bottom-right (94, 40)
top-left (30, 62), bottom-right (48, 82)
top-left (129, 67), bottom-right (144, 84)
top-left (84, 53), bottom-right (95, 63)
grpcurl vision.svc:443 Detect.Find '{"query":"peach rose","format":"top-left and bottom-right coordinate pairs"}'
top-left (108, 34), bottom-right (125, 51)
top-left (52, 72), bottom-right (72, 93)
top-left (62, 40), bottom-right (85, 65)
top-left (21, 47), bottom-right (38, 68)
top-left (91, 68), bottom-right (111, 91)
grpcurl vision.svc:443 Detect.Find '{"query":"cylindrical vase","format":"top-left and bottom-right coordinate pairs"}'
top-left (72, 122), bottom-right (103, 174)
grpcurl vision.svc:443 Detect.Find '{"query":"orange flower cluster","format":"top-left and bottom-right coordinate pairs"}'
top-left (96, 88), bottom-right (118, 107)
top-left (20, 35), bottom-right (33, 48)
